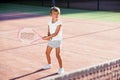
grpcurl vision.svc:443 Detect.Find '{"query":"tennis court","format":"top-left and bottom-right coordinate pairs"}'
top-left (0, 3), bottom-right (120, 80)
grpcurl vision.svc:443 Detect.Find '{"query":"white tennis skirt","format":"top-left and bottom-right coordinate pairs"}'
top-left (48, 40), bottom-right (61, 48)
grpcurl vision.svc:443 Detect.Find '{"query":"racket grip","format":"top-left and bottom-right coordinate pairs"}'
top-left (39, 36), bottom-right (43, 40)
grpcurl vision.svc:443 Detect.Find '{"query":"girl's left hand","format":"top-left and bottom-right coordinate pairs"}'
top-left (42, 36), bottom-right (51, 40)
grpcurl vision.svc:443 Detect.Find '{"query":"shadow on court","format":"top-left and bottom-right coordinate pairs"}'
top-left (36, 73), bottom-right (58, 80)
top-left (10, 69), bottom-right (45, 80)
top-left (0, 12), bottom-right (44, 21)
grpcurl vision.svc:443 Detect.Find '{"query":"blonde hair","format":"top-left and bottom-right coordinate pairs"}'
top-left (50, 6), bottom-right (60, 14)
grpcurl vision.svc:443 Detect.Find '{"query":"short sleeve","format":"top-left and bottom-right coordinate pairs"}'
top-left (56, 20), bottom-right (62, 26)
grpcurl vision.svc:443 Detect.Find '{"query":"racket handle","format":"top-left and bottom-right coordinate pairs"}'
top-left (39, 36), bottom-right (43, 39)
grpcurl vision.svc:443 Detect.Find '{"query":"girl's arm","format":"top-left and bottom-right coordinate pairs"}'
top-left (48, 25), bottom-right (50, 36)
top-left (49, 25), bottom-right (61, 38)
top-left (43, 25), bottom-right (61, 40)
top-left (42, 26), bottom-right (50, 40)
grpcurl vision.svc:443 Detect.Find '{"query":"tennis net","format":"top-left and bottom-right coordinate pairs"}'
top-left (43, 59), bottom-right (120, 80)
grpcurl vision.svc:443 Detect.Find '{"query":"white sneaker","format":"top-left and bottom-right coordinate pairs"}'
top-left (42, 64), bottom-right (52, 70)
top-left (58, 68), bottom-right (64, 74)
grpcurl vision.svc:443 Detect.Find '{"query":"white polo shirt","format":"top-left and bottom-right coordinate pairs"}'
top-left (48, 19), bottom-right (62, 41)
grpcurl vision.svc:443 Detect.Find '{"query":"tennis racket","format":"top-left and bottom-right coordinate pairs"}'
top-left (18, 27), bottom-right (43, 44)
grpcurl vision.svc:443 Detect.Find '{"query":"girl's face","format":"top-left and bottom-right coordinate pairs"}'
top-left (51, 11), bottom-right (59, 20)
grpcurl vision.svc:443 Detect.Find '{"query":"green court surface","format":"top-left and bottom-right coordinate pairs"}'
top-left (0, 3), bottom-right (120, 22)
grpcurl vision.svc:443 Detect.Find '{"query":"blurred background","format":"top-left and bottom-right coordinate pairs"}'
top-left (0, 0), bottom-right (120, 11)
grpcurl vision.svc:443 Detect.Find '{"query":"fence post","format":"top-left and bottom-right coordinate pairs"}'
top-left (67, 0), bottom-right (70, 8)
top-left (42, 0), bottom-right (44, 6)
top-left (97, 0), bottom-right (100, 10)
top-left (52, 0), bottom-right (55, 6)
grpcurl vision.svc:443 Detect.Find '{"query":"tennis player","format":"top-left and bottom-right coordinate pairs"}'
top-left (42, 6), bottom-right (64, 74)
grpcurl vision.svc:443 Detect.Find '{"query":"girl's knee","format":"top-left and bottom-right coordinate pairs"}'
top-left (46, 51), bottom-right (50, 55)
top-left (56, 53), bottom-right (60, 58)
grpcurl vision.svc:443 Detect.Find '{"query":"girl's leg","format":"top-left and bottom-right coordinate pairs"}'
top-left (46, 46), bottom-right (52, 64)
top-left (56, 47), bottom-right (62, 68)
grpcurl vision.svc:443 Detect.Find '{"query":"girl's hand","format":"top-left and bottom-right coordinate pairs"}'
top-left (42, 36), bottom-right (51, 40)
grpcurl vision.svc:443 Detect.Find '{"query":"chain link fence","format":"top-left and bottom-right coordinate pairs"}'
top-left (0, 0), bottom-right (120, 11)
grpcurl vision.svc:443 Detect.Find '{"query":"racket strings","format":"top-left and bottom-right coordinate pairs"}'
top-left (20, 32), bottom-right (35, 40)
top-left (18, 28), bottom-right (42, 44)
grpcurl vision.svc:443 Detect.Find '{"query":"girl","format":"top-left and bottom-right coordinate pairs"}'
top-left (42, 7), bottom-right (64, 74)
